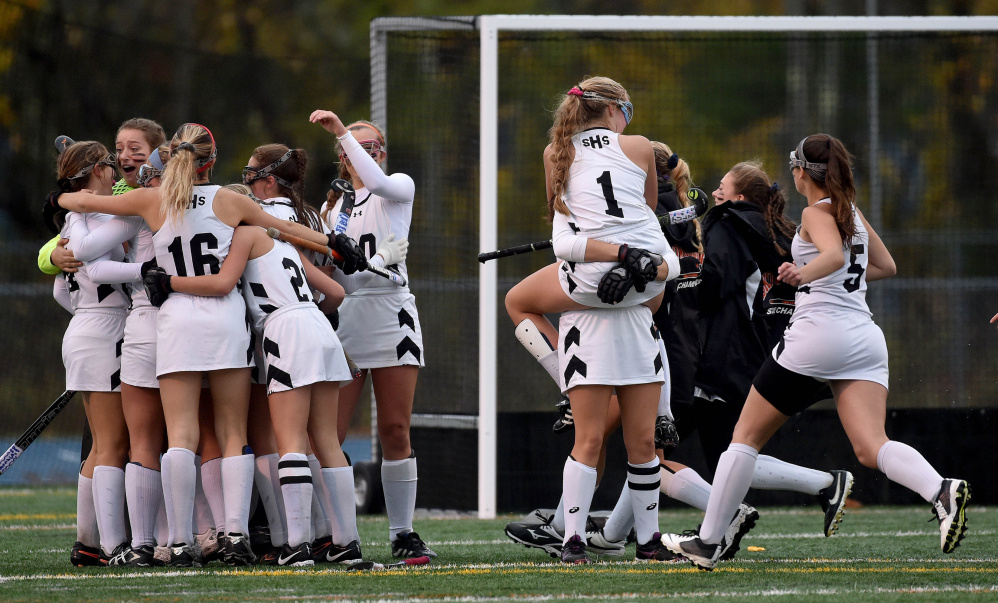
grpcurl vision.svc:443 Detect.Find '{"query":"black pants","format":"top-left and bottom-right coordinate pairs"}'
top-left (692, 396), bottom-right (743, 480)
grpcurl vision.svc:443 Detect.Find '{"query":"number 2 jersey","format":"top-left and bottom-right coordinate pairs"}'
top-left (791, 200), bottom-right (872, 320)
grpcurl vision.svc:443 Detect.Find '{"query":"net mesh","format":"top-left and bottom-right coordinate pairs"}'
top-left (376, 23), bottom-right (998, 417)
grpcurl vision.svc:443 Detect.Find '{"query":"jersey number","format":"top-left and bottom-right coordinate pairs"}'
top-left (282, 257), bottom-right (311, 302)
top-left (167, 233), bottom-right (220, 277)
top-left (596, 171), bottom-right (624, 218)
top-left (843, 244), bottom-right (865, 293)
top-left (359, 233), bottom-right (377, 259)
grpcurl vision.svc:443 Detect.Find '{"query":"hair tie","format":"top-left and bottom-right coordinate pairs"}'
top-left (567, 86), bottom-right (584, 97)
top-left (57, 178), bottom-right (74, 192)
top-left (174, 142), bottom-right (196, 154)
top-left (667, 153), bottom-right (679, 170)
top-left (771, 181), bottom-right (780, 193)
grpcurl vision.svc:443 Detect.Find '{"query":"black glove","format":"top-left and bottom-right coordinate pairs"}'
top-left (552, 394), bottom-right (574, 434)
top-left (42, 190), bottom-right (68, 234)
top-left (327, 232), bottom-right (368, 275)
top-left (687, 187), bottom-right (710, 217)
top-left (140, 258), bottom-right (158, 278)
top-left (617, 244), bottom-right (658, 292)
top-left (143, 267), bottom-right (173, 308)
top-left (655, 416), bottom-right (680, 453)
top-left (597, 264), bottom-right (635, 304)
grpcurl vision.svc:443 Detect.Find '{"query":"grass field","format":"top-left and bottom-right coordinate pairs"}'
top-left (1, 488), bottom-right (996, 602)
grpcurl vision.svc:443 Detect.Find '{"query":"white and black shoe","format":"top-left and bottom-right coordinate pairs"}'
top-left (505, 521), bottom-right (563, 557)
top-left (326, 539), bottom-right (363, 564)
top-left (223, 533), bottom-right (257, 566)
top-left (586, 528), bottom-right (625, 557)
top-left (660, 530), bottom-right (721, 571)
top-left (818, 470), bottom-right (853, 537)
top-left (932, 478), bottom-right (971, 553)
top-left (391, 531), bottom-right (437, 559)
top-left (276, 542), bottom-right (314, 567)
top-left (718, 503), bottom-right (759, 561)
top-left (518, 508), bottom-right (557, 526)
top-left (107, 544), bottom-right (163, 567)
top-left (167, 542), bottom-right (203, 568)
top-left (195, 527), bottom-right (222, 562)
top-left (636, 533), bottom-right (684, 562)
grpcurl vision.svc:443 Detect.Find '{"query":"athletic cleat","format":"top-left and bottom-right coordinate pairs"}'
top-left (107, 544), bottom-right (163, 567)
top-left (101, 543), bottom-right (129, 566)
top-left (70, 541), bottom-right (103, 567)
top-left (326, 539), bottom-right (363, 564)
top-left (818, 470), bottom-right (853, 537)
top-left (249, 524), bottom-right (271, 556)
top-left (276, 542), bottom-right (314, 567)
top-left (392, 531), bottom-right (437, 559)
top-left (257, 546), bottom-right (281, 565)
top-left (932, 478), bottom-right (971, 553)
top-left (504, 521), bottom-right (563, 557)
top-left (719, 503), bottom-right (759, 561)
top-left (195, 527), bottom-right (222, 562)
top-left (661, 531), bottom-right (721, 571)
top-left (310, 535), bottom-right (332, 563)
top-left (519, 508), bottom-right (556, 525)
top-left (552, 394), bottom-right (574, 433)
top-left (223, 532), bottom-right (257, 566)
top-left (167, 542), bottom-right (203, 568)
top-left (586, 528), bottom-right (625, 557)
top-left (636, 532), bottom-right (684, 562)
top-left (560, 534), bottom-right (590, 564)
top-left (153, 546), bottom-right (171, 565)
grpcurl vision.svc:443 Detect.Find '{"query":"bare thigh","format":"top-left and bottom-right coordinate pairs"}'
top-left (832, 379), bottom-right (889, 469)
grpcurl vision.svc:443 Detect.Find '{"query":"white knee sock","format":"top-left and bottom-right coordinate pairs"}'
top-left (254, 453), bottom-right (287, 546)
top-left (125, 462), bottom-right (162, 548)
top-left (200, 457), bottom-right (226, 534)
top-left (93, 465), bottom-right (127, 554)
top-left (655, 337), bottom-right (673, 420)
top-left (222, 453), bottom-right (255, 537)
top-left (193, 457), bottom-right (214, 534)
top-left (627, 458), bottom-right (662, 545)
top-left (308, 455), bottom-right (329, 541)
top-left (155, 494), bottom-right (169, 547)
top-left (382, 455), bottom-right (417, 542)
top-left (701, 443), bottom-right (758, 545)
top-left (76, 474), bottom-right (100, 548)
top-left (751, 455), bottom-right (833, 495)
top-left (662, 466), bottom-right (711, 511)
top-left (602, 485), bottom-right (633, 542)
top-left (322, 466), bottom-right (361, 545)
top-left (551, 496), bottom-right (566, 533)
top-left (877, 440), bottom-right (944, 502)
top-left (162, 447), bottom-right (197, 546)
top-left (278, 453), bottom-right (313, 548)
top-left (561, 457), bottom-right (597, 544)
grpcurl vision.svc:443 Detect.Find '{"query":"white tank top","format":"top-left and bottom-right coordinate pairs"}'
top-left (241, 235), bottom-right (315, 333)
top-left (562, 128), bottom-right (652, 237)
top-left (321, 188), bottom-right (412, 293)
top-left (153, 185), bottom-right (232, 282)
top-left (791, 200), bottom-right (871, 318)
top-left (62, 212), bottom-right (130, 312)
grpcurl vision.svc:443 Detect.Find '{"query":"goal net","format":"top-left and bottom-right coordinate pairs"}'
top-left (372, 15), bottom-right (998, 517)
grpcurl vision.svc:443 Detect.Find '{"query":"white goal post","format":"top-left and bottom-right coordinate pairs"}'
top-left (371, 14), bottom-right (998, 519)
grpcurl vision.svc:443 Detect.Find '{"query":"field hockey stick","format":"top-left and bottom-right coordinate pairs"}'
top-left (329, 178), bottom-right (356, 236)
top-left (0, 390), bottom-right (77, 476)
top-left (477, 240), bottom-right (553, 263)
top-left (55, 135), bottom-right (76, 154)
top-left (266, 227), bottom-right (407, 287)
top-left (347, 555), bottom-right (430, 571)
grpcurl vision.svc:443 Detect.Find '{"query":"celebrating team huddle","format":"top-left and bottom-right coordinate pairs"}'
top-left (40, 75), bottom-right (970, 572)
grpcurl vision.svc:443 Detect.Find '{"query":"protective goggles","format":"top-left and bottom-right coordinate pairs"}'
top-left (339, 139), bottom-right (385, 161)
top-left (242, 149), bottom-right (294, 189)
top-left (137, 163), bottom-right (162, 187)
top-left (67, 153), bottom-right (116, 180)
top-left (568, 87), bottom-right (633, 125)
top-left (788, 136), bottom-right (827, 173)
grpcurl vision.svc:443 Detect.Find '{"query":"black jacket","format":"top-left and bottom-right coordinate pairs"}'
top-left (693, 200), bottom-right (796, 406)
top-left (652, 178), bottom-right (703, 407)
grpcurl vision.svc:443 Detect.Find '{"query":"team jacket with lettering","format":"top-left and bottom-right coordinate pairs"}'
top-left (693, 201), bottom-right (797, 406)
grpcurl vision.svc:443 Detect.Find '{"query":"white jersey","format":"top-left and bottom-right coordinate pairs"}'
top-left (563, 128), bottom-right (655, 237)
top-left (791, 201), bottom-right (871, 319)
top-left (321, 188), bottom-right (411, 294)
top-left (241, 236), bottom-right (314, 334)
top-left (62, 213), bottom-right (130, 312)
top-left (258, 197), bottom-right (330, 267)
top-left (124, 217), bottom-right (156, 310)
top-left (152, 184), bottom-right (231, 281)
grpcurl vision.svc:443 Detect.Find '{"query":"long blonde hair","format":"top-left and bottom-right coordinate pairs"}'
top-left (651, 141), bottom-right (702, 252)
top-left (547, 76), bottom-right (628, 221)
top-left (160, 123), bottom-right (216, 223)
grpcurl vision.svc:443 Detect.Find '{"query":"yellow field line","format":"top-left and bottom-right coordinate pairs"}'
top-left (0, 513), bottom-right (76, 521)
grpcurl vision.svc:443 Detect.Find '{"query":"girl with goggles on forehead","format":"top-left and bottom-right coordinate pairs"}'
top-left (663, 133), bottom-right (970, 570)
top-left (310, 108), bottom-right (433, 560)
top-left (504, 76), bottom-right (679, 564)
